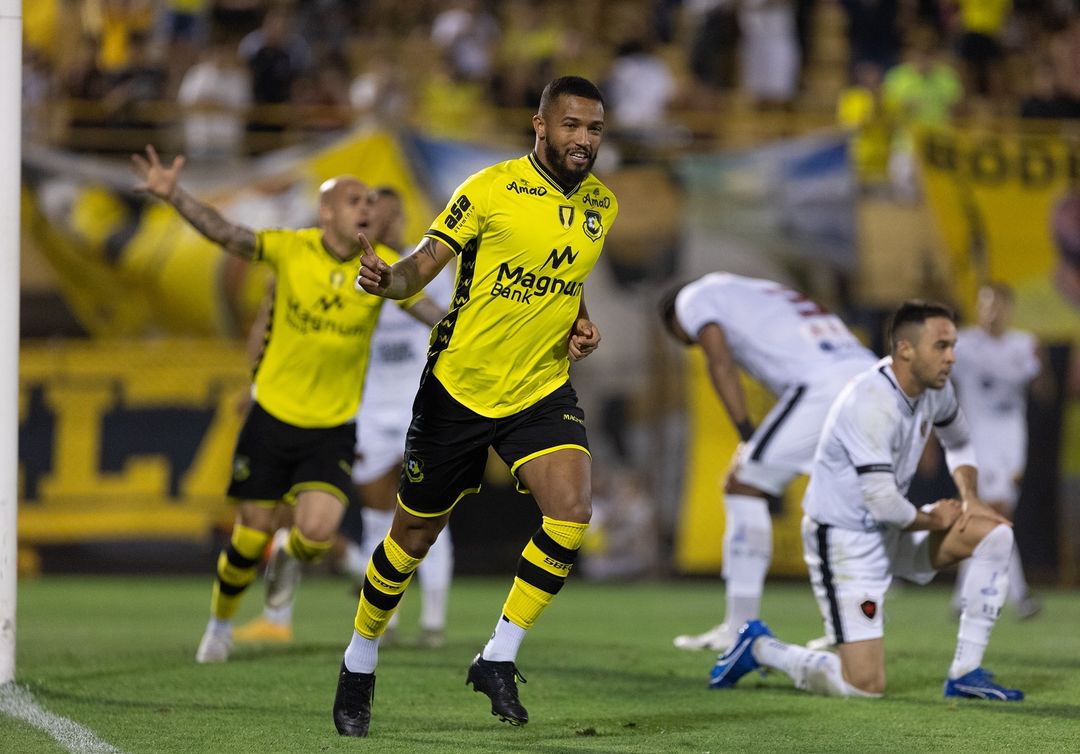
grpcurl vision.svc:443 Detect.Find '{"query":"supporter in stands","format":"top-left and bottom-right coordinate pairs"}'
top-left (738, 0), bottom-right (800, 110)
top-left (238, 5), bottom-right (312, 152)
top-left (882, 32), bottom-right (962, 199)
top-left (177, 37), bottom-right (250, 161)
top-left (953, 0), bottom-right (1013, 105)
top-left (837, 61), bottom-right (893, 187)
top-left (431, 0), bottom-right (501, 87)
top-left (840, 0), bottom-right (902, 80)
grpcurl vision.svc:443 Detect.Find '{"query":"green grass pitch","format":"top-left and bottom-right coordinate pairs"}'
top-left (5, 575), bottom-right (1080, 753)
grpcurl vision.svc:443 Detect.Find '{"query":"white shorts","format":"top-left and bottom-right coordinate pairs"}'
top-left (735, 362), bottom-right (870, 496)
top-left (972, 425), bottom-right (1026, 508)
top-left (801, 515), bottom-right (937, 645)
top-left (351, 403), bottom-right (411, 485)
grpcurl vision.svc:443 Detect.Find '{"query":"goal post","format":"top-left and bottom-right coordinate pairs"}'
top-left (0, 0), bottom-right (22, 685)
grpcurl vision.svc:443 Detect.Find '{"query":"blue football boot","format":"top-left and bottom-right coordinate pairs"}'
top-left (708, 620), bottom-right (774, 689)
top-left (944, 667), bottom-right (1024, 701)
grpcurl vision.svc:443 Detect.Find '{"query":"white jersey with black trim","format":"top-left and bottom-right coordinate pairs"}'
top-left (952, 326), bottom-right (1039, 437)
top-left (362, 263), bottom-right (455, 403)
top-left (803, 357), bottom-right (967, 532)
top-left (673, 272), bottom-right (874, 396)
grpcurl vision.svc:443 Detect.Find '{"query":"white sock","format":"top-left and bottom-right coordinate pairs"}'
top-left (1006, 544), bottom-right (1029, 604)
top-left (482, 615), bottom-right (526, 663)
top-left (951, 559), bottom-right (969, 612)
top-left (359, 508), bottom-right (396, 566)
top-left (340, 540), bottom-right (366, 582)
top-left (207, 617), bottom-right (231, 636)
top-left (343, 629), bottom-right (380, 674)
top-left (418, 528), bottom-right (453, 631)
top-left (722, 495), bottom-right (772, 628)
top-left (264, 604), bottom-right (291, 624)
top-left (950, 524), bottom-right (1012, 679)
top-left (753, 637), bottom-right (851, 696)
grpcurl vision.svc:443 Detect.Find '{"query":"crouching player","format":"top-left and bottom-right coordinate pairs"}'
top-left (709, 301), bottom-right (1024, 701)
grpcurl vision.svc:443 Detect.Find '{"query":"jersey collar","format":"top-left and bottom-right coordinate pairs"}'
top-left (320, 235), bottom-right (359, 263)
top-left (877, 359), bottom-right (918, 415)
top-left (528, 152), bottom-right (584, 198)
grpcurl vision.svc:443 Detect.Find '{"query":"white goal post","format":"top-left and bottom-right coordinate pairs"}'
top-left (0, 0), bottom-right (22, 686)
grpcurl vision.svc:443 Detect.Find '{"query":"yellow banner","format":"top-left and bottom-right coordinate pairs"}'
top-left (674, 350), bottom-right (808, 576)
top-left (19, 340), bottom-right (249, 542)
top-left (918, 125), bottom-right (1080, 477)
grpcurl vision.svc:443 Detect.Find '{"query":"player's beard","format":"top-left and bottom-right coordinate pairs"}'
top-left (543, 139), bottom-right (594, 188)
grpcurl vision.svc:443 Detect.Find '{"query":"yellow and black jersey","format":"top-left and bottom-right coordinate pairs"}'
top-left (252, 228), bottom-right (422, 428)
top-left (424, 153), bottom-right (618, 417)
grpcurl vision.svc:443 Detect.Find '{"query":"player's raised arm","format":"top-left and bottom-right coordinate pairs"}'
top-left (356, 234), bottom-right (455, 300)
top-left (131, 145), bottom-right (257, 259)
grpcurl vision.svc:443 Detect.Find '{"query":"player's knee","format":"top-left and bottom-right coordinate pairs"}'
top-left (843, 668), bottom-right (886, 697)
top-left (393, 520), bottom-right (444, 559)
top-left (976, 522), bottom-right (1013, 558)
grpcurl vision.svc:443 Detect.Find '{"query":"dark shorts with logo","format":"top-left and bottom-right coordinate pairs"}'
top-left (226, 401), bottom-right (355, 505)
top-left (398, 369), bottom-right (589, 517)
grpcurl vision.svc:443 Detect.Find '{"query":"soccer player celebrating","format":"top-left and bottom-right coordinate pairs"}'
top-left (333, 76), bottom-right (617, 737)
top-left (130, 147), bottom-right (442, 664)
top-left (230, 186), bottom-right (452, 646)
top-left (709, 301), bottom-right (1024, 701)
top-left (660, 273), bottom-right (877, 652)
top-left (951, 282), bottom-right (1047, 619)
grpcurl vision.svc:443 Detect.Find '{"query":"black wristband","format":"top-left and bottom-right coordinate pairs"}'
top-left (736, 419), bottom-right (755, 442)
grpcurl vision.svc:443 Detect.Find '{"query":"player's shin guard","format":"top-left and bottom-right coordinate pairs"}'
top-left (501, 517), bottom-right (587, 631)
top-left (353, 534), bottom-right (420, 640)
top-left (950, 524), bottom-right (1012, 678)
top-left (211, 524), bottom-right (271, 620)
top-left (722, 495), bottom-right (773, 628)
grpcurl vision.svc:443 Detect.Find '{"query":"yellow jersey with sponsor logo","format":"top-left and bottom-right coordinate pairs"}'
top-left (424, 153), bottom-right (618, 417)
top-left (252, 228), bottom-right (421, 428)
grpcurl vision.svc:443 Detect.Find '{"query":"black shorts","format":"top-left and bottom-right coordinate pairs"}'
top-left (398, 370), bottom-right (590, 517)
top-left (227, 402), bottom-right (355, 505)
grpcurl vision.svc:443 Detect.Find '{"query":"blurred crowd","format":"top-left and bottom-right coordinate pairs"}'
top-left (22, 0), bottom-right (1080, 160)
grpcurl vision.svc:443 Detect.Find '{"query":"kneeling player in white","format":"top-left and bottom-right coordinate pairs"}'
top-left (709, 301), bottom-right (1023, 700)
top-left (660, 273), bottom-right (876, 652)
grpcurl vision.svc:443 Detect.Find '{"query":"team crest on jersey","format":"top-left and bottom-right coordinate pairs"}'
top-left (405, 454), bottom-right (424, 483)
top-left (330, 270), bottom-right (346, 288)
top-left (920, 419), bottom-right (929, 437)
top-left (559, 205), bottom-right (575, 229)
top-left (860, 600), bottom-right (878, 620)
top-left (233, 456), bottom-right (250, 482)
top-left (583, 210), bottom-right (603, 241)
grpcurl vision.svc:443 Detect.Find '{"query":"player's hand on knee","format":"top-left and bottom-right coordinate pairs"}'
top-left (927, 498), bottom-right (963, 531)
top-left (355, 232), bottom-right (392, 295)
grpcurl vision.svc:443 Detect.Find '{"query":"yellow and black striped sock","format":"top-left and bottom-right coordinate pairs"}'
top-left (210, 524), bottom-right (270, 620)
top-left (503, 516), bottom-right (587, 630)
top-left (283, 526), bottom-right (333, 562)
top-left (354, 534), bottom-right (421, 639)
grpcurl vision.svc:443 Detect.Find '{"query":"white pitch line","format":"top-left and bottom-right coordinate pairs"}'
top-left (0, 682), bottom-right (123, 754)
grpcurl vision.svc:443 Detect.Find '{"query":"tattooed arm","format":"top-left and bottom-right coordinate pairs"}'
top-left (131, 145), bottom-right (257, 259)
top-left (356, 235), bottom-right (454, 300)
